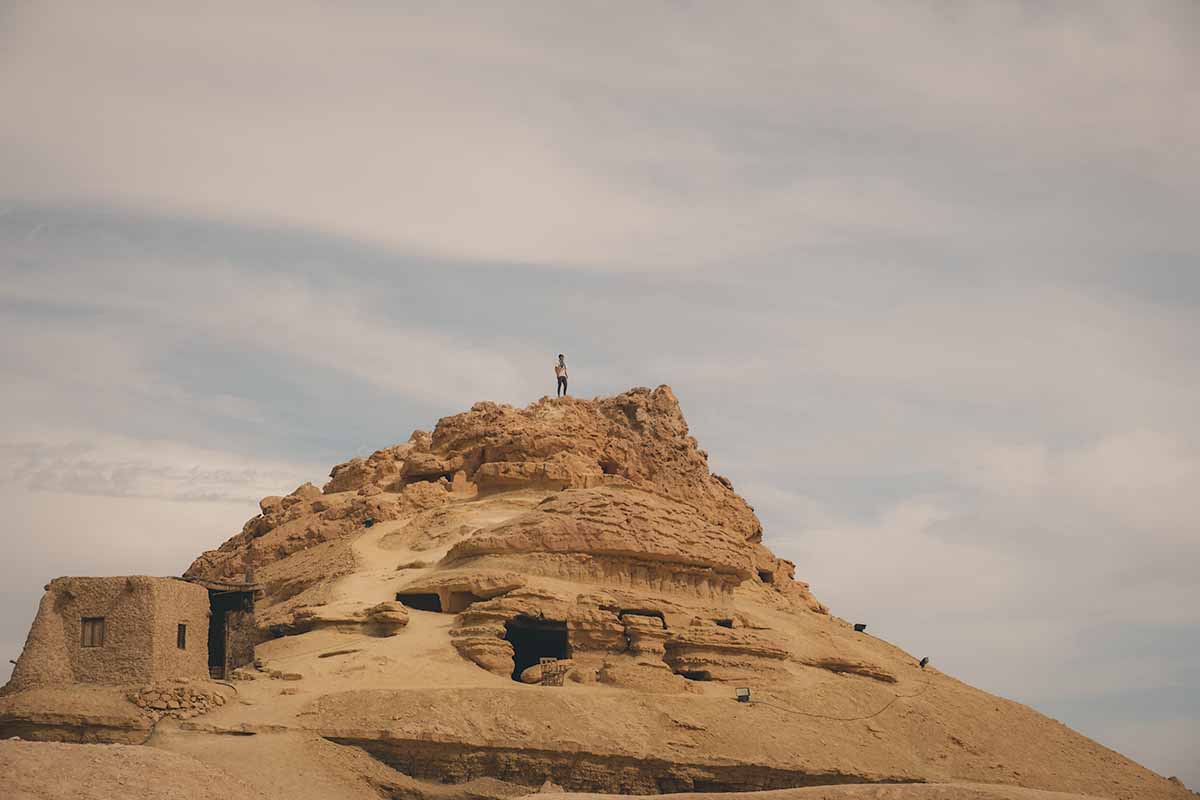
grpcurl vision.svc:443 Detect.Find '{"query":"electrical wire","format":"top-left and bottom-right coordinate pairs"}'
top-left (256, 633), bottom-right (376, 664)
top-left (749, 674), bottom-right (934, 722)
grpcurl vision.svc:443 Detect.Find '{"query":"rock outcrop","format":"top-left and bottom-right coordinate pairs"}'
top-left (4, 386), bottom-right (1193, 800)
top-left (183, 387), bottom-right (823, 637)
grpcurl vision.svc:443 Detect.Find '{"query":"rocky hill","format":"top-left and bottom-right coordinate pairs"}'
top-left (2, 387), bottom-right (1193, 800)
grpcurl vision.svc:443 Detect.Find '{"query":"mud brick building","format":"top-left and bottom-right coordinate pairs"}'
top-left (3, 574), bottom-right (261, 692)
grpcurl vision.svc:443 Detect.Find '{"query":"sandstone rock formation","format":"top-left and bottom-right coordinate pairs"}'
top-left (2, 387), bottom-right (1193, 800)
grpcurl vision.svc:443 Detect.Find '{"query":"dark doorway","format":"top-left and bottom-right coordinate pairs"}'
top-left (207, 589), bottom-right (255, 679)
top-left (504, 615), bottom-right (569, 681)
top-left (617, 609), bottom-right (667, 627)
top-left (396, 592), bottom-right (442, 612)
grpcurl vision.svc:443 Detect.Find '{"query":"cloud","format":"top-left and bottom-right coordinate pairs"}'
top-left (1, 0), bottom-right (1197, 787)
top-left (0, 251), bottom-right (544, 410)
top-left (1, 2), bottom-right (1196, 269)
top-left (0, 435), bottom-right (321, 504)
top-left (957, 430), bottom-right (1200, 522)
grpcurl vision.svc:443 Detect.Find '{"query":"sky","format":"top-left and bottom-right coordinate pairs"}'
top-left (1, 0), bottom-right (1197, 787)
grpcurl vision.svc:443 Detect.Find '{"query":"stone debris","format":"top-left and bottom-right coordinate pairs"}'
top-left (128, 681), bottom-right (227, 720)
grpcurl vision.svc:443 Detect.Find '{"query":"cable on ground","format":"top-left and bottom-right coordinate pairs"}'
top-left (750, 675), bottom-right (933, 722)
top-left (255, 633), bottom-right (375, 665)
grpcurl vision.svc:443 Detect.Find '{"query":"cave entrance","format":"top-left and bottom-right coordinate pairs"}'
top-left (617, 609), bottom-right (666, 627)
top-left (396, 592), bottom-right (442, 612)
top-left (677, 670), bottom-right (713, 681)
top-left (504, 615), bottom-right (568, 681)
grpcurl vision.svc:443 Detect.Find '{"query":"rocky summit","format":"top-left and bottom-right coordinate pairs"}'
top-left (2, 387), bottom-right (1193, 800)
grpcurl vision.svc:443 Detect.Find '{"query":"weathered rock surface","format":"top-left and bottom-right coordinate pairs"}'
top-left (184, 480), bottom-right (450, 631)
top-left (445, 488), bottom-right (756, 588)
top-left (292, 600), bottom-right (410, 637)
top-left (3, 386), bottom-right (1193, 800)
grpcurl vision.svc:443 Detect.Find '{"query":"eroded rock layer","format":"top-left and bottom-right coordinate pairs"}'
top-left (4, 386), bottom-right (1193, 800)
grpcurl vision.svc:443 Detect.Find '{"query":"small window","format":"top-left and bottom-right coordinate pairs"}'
top-left (177, 624), bottom-right (187, 649)
top-left (81, 617), bottom-right (105, 648)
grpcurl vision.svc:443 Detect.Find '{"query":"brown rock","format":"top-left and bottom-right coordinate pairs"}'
top-left (290, 482), bottom-right (322, 500)
top-left (103, 386), bottom-right (1188, 800)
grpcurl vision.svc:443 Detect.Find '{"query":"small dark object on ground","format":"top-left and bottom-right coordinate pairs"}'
top-left (853, 623), bottom-right (867, 632)
top-left (364, 517), bottom-right (375, 528)
top-left (318, 648), bottom-right (363, 659)
top-left (919, 656), bottom-right (930, 668)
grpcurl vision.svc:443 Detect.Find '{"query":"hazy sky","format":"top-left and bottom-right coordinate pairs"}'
top-left (1, 1), bottom-right (1197, 787)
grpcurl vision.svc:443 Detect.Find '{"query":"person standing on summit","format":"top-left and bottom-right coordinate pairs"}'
top-left (554, 354), bottom-right (568, 397)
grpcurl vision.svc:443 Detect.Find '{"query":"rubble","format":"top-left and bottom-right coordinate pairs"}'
top-left (128, 681), bottom-right (227, 721)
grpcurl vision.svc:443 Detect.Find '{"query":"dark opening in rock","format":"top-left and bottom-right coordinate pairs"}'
top-left (617, 609), bottom-right (667, 627)
top-left (396, 592), bottom-right (442, 612)
top-left (758, 570), bottom-right (774, 583)
top-left (714, 619), bottom-right (734, 628)
top-left (677, 670), bottom-right (713, 681)
top-left (504, 615), bottom-right (569, 681)
top-left (406, 471), bottom-right (456, 485)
